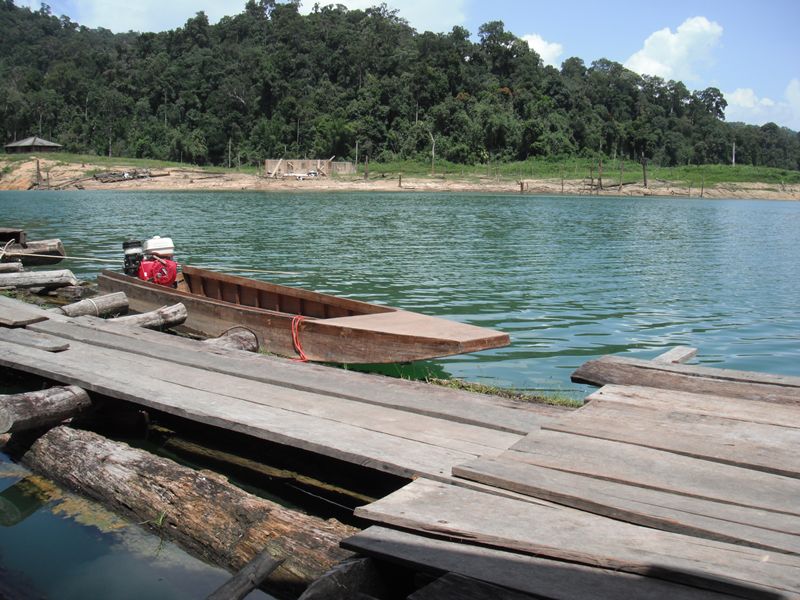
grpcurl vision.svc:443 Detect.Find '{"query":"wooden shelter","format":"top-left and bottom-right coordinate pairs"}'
top-left (4, 136), bottom-right (63, 154)
top-left (264, 158), bottom-right (355, 178)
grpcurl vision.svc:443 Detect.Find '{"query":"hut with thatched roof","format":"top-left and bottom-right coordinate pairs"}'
top-left (4, 136), bottom-right (63, 154)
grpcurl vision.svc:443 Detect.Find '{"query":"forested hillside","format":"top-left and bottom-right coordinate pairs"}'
top-left (2, 0), bottom-right (798, 169)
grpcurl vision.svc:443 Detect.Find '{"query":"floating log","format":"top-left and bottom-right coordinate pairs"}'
top-left (108, 302), bottom-right (187, 330)
top-left (2, 239), bottom-right (65, 266)
top-left (0, 386), bottom-right (91, 433)
top-left (19, 426), bottom-right (355, 596)
top-left (51, 292), bottom-right (128, 318)
top-left (0, 262), bottom-right (23, 273)
top-left (202, 327), bottom-right (259, 353)
top-left (0, 270), bottom-right (79, 290)
top-left (205, 548), bottom-right (284, 600)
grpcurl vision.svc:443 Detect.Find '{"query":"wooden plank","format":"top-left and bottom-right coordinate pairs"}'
top-left (0, 328), bottom-right (69, 352)
top-left (587, 385), bottom-right (800, 429)
top-left (354, 479), bottom-right (800, 598)
top-left (30, 317), bottom-right (561, 434)
top-left (0, 295), bottom-right (49, 327)
top-left (509, 430), bottom-right (800, 516)
top-left (343, 527), bottom-right (736, 600)
top-left (408, 573), bottom-right (536, 600)
top-left (453, 456), bottom-right (800, 553)
top-left (652, 346), bottom-right (698, 364)
top-left (0, 340), bottom-right (478, 480)
top-left (544, 400), bottom-right (800, 478)
top-left (572, 355), bottom-right (800, 405)
top-left (40, 336), bottom-right (521, 457)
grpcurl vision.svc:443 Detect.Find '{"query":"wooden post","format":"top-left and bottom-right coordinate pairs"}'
top-left (206, 549), bottom-right (284, 600)
top-left (364, 155), bottom-right (369, 180)
top-left (398, 174), bottom-right (402, 188)
top-left (0, 270), bottom-right (79, 290)
top-left (641, 158), bottom-right (648, 189)
top-left (108, 303), bottom-right (187, 330)
top-left (202, 327), bottom-right (258, 353)
top-left (428, 130), bottom-right (436, 176)
top-left (50, 292), bottom-right (128, 318)
top-left (700, 174), bottom-right (705, 198)
top-left (0, 386), bottom-right (91, 433)
top-left (618, 161), bottom-right (624, 194)
top-left (597, 160), bottom-right (603, 193)
top-left (21, 426), bottom-right (356, 597)
top-left (519, 181), bottom-right (524, 193)
top-left (589, 164), bottom-right (594, 190)
top-left (35, 160), bottom-right (41, 188)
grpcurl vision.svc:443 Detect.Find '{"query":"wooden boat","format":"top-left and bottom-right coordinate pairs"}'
top-left (97, 266), bottom-right (510, 364)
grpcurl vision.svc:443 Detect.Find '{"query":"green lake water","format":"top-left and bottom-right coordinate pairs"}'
top-left (1, 190), bottom-right (799, 597)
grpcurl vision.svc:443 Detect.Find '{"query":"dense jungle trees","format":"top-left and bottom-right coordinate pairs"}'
top-left (1, 0), bottom-right (798, 169)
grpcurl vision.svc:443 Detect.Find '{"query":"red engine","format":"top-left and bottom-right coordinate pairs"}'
top-left (138, 257), bottom-right (178, 287)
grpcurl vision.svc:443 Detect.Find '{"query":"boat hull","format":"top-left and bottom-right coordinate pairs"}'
top-left (97, 269), bottom-right (509, 364)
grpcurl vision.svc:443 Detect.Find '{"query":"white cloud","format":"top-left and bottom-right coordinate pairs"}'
top-left (54, 0), bottom-right (466, 34)
top-left (724, 79), bottom-right (800, 130)
top-left (61, 0), bottom-right (243, 32)
top-left (521, 33), bottom-right (563, 67)
top-left (300, 0), bottom-right (466, 33)
top-left (625, 16), bottom-right (723, 82)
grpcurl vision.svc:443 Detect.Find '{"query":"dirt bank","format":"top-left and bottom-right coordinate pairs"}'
top-left (2, 157), bottom-right (798, 200)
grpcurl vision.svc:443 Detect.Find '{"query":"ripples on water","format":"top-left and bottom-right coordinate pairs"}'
top-left (2, 190), bottom-right (799, 395)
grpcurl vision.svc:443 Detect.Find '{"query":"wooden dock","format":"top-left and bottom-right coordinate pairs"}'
top-left (2, 294), bottom-right (800, 598)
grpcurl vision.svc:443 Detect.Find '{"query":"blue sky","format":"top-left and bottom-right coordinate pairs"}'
top-left (27, 0), bottom-right (800, 129)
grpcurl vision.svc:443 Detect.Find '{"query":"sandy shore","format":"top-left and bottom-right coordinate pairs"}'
top-left (2, 157), bottom-right (798, 200)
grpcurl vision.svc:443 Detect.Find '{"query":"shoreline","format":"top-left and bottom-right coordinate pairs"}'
top-left (2, 157), bottom-right (799, 200)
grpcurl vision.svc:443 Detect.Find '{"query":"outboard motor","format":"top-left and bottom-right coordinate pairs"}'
top-left (123, 239), bottom-right (143, 276)
top-left (138, 235), bottom-right (179, 287)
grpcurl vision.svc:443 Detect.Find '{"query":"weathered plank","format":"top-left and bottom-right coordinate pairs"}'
top-left (587, 384), bottom-right (800, 429)
top-left (453, 456), bottom-right (800, 552)
top-left (508, 430), bottom-right (800, 516)
top-left (544, 399), bottom-right (800, 478)
top-left (408, 573), bottom-right (536, 600)
top-left (0, 340), bottom-right (479, 480)
top-left (572, 355), bottom-right (800, 405)
top-left (652, 346), bottom-right (698, 364)
top-left (354, 479), bottom-right (800, 598)
top-left (18, 334), bottom-right (521, 457)
top-left (343, 527), bottom-right (736, 600)
top-left (0, 295), bottom-right (49, 327)
top-left (30, 316), bottom-right (559, 434)
top-left (0, 328), bottom-right (69, 352)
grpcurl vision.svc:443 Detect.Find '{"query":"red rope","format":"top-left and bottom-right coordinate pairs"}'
top-left (291, 314), bottom-right (309, 362)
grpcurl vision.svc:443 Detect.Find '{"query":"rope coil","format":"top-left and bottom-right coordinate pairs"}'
top-left (290, 314), bottom-right (309, 362)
